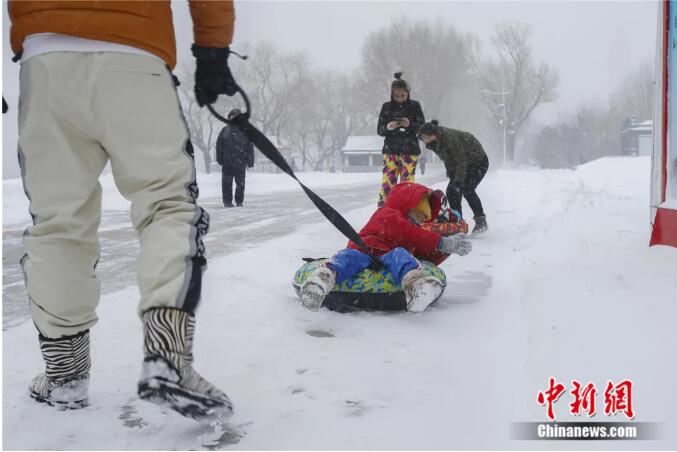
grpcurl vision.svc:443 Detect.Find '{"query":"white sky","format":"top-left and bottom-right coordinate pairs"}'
top-left (2, 1), bottom-right (659, 178)
top-left (221, 1), bottom-right (658, 117)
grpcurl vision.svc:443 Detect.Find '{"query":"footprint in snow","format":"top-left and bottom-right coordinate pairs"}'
top-left (306, 329), bottom-right (335, 338)
top-left (118, 402), bottom-right (148, 429)
top-left (344, 400), bottom-right (369, 417)
top-left (201, 422), bottom-right (250, 449)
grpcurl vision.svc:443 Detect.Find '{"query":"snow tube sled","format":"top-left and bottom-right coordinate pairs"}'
top-left (292, 259), bottom-right (446, 313)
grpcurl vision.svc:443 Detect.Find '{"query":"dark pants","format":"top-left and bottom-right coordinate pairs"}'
top-left (447, 158), bottom-right (489, 218)
top-left (222, 168), bottom-right (246, 205)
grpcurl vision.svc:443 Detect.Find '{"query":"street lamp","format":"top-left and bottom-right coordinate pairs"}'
top-left (482, 87), bottom-right (511, 164)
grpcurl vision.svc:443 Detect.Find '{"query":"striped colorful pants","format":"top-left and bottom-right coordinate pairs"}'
top-left (377, 154), bottom-right (419, 207)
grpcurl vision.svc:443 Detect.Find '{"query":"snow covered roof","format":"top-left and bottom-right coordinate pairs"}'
top-left (631, 120), bottom-right (653, 132)
top-left (624, 120), bottom-right (653, 133)
top-left (342, 135), bottom-right (384, 153)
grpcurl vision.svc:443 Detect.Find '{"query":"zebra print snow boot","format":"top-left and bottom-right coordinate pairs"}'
top-left (138, 308), bottom-right (233, 424)
top-left (300, 266), bottom-right (336, 311)
top-left (29, 330), bottom-right (90, 409)
top-left (401, 269), bottom-right (443, 313)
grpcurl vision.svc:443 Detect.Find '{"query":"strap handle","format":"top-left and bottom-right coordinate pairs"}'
top-left (207, 87), bottom-right (382, 268)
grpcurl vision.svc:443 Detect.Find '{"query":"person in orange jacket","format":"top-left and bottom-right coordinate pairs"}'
top-left (8, 0), bottom-right (236, 423)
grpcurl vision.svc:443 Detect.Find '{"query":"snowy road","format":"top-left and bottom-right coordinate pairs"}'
top-left (2, 169), bottom-right (447, 329)
top-left (3, 158), bottom-right (677, 450)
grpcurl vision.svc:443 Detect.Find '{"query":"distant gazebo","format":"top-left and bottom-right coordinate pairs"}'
top-left (341, 136), bottom-right (384, 173)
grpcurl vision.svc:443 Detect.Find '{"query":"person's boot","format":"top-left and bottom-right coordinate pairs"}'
top-left (138, 308), bottom-right (233, 424)
top-left (224, 202), bottom-right (234, 208)
top-left (28, 330), bottom-right (91, 410)
top-left (472, 215), bottom-right (488, 235)
top-left (300, 266), bottom-right (336, 311)
top-left (401, 269), bottom-right (443, 313)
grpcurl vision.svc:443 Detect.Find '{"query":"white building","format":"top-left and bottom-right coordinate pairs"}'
top-left (621, 118), bottom-right (653, 156)
top-left (341, 135), bottom-right (440, 173)
top-left (341, 136), bottom-right (384, 173)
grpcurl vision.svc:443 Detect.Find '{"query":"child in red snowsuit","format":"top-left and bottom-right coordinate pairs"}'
top-left (300, 182), bottom-right (472, 312)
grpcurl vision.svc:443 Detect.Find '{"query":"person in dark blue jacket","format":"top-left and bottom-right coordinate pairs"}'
top-left (216, 109), bottom-right (255, 207)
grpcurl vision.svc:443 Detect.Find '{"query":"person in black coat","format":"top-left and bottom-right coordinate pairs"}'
top-left (376, 72), bottom-right (425, 207)
top-left (216, 109), bottom-right (255, 207)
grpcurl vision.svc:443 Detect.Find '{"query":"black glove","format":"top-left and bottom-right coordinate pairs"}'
top-left (191, 44), bottom-right (237, 107)
top-left (2, 97), bottom-right (7, 114)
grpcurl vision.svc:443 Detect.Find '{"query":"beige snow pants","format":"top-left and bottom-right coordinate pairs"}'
top-left (18, 52), bottom-right (208, 339)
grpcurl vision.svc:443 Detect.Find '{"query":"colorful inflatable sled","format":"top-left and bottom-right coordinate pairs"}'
top-left (292, 259), bottom-right (447, 313)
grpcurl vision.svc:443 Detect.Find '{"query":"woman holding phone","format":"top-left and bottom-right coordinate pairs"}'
top-left (376, 72), bottom-right (425, 207)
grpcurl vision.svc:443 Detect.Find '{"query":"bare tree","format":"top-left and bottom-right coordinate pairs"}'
top-left (286, 74), bottom-right (317, 170)
top-left (292, 73), bottom-right (372, 171)
top-left (357, 19), bottom-right (479, 128)
top-left (176, 65), bottom-right (220, 173)
top-left (175, 21), bottom-right (549, 174)
top-left (233, 42), bottom-right (311, 141)
top-left (532, 105), bottom-right (619, 169)
top-left (532, 59), bottom-right (654, 169)
top-left (469, 22), bottom-right (559, 163)
top-left (325, 75), bottom-right (373, 170)
top-left (285, 19), bottom-right (490, 172)
top-left (253, 55), bottom-right (374, 171)
top-left (612, 59), bottom-right (654, 121)
top-left (306, 75), bottom-right (333, 170)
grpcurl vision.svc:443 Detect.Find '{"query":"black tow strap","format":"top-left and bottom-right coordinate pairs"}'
top-left (207, 91), bottom-right (382, 268)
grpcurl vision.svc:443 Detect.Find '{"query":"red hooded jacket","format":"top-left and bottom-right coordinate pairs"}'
top-left (348, 183), bottom-right (447, 265)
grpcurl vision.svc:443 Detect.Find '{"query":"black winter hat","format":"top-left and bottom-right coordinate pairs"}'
top-left (418, 119), bottom-right (439, 139)
top-left (391, 72), bottom-right (410, 93)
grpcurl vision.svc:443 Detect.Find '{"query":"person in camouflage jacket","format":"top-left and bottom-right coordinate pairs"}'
top-left (418, 120), bottom-right (489, 235)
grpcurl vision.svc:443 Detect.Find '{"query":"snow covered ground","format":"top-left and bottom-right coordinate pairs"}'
top-left (2, 169), bottom-right (446, 329)
top-left (3, 157), bottom-right (677, 449)
top-left (2, 169), bottom-right (381, 228)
